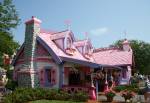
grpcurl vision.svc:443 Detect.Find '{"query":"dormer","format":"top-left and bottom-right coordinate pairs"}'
top-left (122, 39), bottom-right (131, 51)
top-left (50, 30), bottom-right (75, 55)
top-left (64, 35), bottom-right (75, 55)
top-left (83, 40), bottom-right (93, 59)
top-left (74, 39), bottom-right (93, 59)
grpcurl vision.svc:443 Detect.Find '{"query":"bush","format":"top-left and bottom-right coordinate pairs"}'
top-left (113, 84), bottom-right (138, 93)
top-left (5, 79), bottom-right (18, 90)
top-left (105, 91), bottom-right (116, 98)
top-left (113, 85), bottom-right (126, 92)
top-left (3, 88), bottom-right (88, 103)
top-left (138, 89), bottom-right (145, 95)
top-left (72, 91), bottom-right (88, 102)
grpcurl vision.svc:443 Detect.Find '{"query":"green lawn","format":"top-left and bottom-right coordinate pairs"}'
top-left (29, 100), bottom-right (84, 103)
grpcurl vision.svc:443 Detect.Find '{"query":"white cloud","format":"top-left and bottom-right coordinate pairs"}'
top-left (90, 27), bottom-right (108, 36)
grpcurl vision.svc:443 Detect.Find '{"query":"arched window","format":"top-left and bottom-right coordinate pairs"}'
top-left (66, 38), bottom-right (72, 48)
top-left (64, 36), bottom-right (75, 55)
top-left (64, 36), bottom-right (72, 50)
top-left (83, 45), bottom-right (90, 54)
top-left (83, 44), bottom-right (93, 59)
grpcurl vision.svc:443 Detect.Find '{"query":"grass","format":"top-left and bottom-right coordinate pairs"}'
top-left (28, 100), bottom-right (84, 103)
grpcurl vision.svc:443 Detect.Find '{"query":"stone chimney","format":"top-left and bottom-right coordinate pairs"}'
top-left (122, 39), bottom-right (131, 51)
top-left (24, 16), bottom-right (41, 69)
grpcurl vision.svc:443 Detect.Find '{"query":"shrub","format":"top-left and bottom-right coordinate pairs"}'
top-left (105, 91), bottom-right (116, 98)
top-left (3, 87), bottom-right (88, 103)
top-left (113, 84), bottom-right (138, 93)
top-left (113, 85), bottom-right (126, 92)
top-left (56, 90), bottom-right (71, 100)
top-left (5, 79), bottom-right (18, 90)
top-left (72, 91), bottom-right (88, 102)
top-left (138, 89), bottom-right (145, 95)
top-left (121, 90), bottom-right (135, 100)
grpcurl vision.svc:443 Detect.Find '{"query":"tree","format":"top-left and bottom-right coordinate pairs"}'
top-left (0, 0), bottom-right (20, 67)
top-left (114, 39), bottom-right (150, 74)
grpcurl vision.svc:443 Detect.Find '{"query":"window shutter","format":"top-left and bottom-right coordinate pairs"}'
top-left (39, 69), bottom-right (45, 86)
top-left (51, 69), bottom-right (57, 85)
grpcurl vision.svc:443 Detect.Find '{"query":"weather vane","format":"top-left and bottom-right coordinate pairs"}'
top-left (123, 30), bottom-right (127, 39)
top-left (84, 32), bottom-right (89, 40)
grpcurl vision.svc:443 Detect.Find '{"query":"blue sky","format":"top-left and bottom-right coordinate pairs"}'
top-left (12, 0), bottom-right (150, 48)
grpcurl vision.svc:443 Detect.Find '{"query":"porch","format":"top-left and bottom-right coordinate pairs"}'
top-left (60, 65), bottom-right (130, 100)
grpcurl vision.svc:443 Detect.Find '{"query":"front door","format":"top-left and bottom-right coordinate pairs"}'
top-left (69, 72), bottom-right (80, 85)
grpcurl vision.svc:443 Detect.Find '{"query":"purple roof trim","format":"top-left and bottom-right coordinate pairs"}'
top-left (37, 36), bottom-right (62, 64)
top-left (60, 56), bottom-right (100, 68)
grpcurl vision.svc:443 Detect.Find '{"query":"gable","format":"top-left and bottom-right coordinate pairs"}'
top-left (36, 41), bottom-right (51, 56)
top-left (51, 30), bottom-right (75, 51)
top-left (53, 39), bottom-right (64, 50)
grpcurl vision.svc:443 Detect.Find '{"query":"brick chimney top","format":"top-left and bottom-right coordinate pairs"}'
top-left (25, 16), bottom-right (42, 24)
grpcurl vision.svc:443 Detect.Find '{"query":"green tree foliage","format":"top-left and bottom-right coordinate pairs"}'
top-left (0, 0), bottom-right (20, 67)
top-left (114, 39), bottom-right (150, 74)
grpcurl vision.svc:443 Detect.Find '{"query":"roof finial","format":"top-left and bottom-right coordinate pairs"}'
top-left (123, 30), bottom-right (127, 39)
top-left (32, 16), bottom-right (35, 18)
top-left (84, 32), bottom-right (89, 40)
top-left (64, 19), bottom-right (71, 30)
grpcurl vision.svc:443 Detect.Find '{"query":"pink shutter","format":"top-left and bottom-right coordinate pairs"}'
top-left (39, 69), bottom-right (45, 86)
top-left (51, 69), bottom-right (57, 85)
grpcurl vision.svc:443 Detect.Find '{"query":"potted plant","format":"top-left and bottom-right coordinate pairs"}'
top-left (105, 91), bottom-right (116, 102)
top-left (121, 90), bottom-right (135, 102)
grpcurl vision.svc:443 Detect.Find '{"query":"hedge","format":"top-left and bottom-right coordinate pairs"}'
top-left (3, 88), bottom-right (88, 103)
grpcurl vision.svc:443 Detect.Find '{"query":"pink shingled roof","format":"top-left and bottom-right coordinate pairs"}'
top-left (40, 29), bottom-right (56, 34)
top-left (74, 39), bottom-right (93, 48)
top-left (93, 48), bottom-right (133, 66)
top-left (38, 30), bottom-right (133, 66)
top-left (38, 31), bottom-right (95, 63)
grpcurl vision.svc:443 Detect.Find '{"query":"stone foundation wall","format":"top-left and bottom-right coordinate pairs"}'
top-left (18, 73), bottom-right (32, 87)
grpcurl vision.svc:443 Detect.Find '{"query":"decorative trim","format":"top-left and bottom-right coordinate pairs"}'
top-left (60, 56), bottom-right (100, 68)
top-left (65, 48), bottom-right (76, 55)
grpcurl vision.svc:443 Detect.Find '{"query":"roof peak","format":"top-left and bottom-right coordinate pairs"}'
top-left (122, 39), bottom-right (130, 44)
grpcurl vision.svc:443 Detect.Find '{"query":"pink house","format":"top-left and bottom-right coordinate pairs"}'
top-left (12, 17), bottom-right (134, 98)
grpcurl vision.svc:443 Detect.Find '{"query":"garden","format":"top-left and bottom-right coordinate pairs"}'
top-left (1, 83), bottom-right (147, 103)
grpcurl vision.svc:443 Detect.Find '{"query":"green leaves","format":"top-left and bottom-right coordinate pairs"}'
top-left (0, 0), bottom-right (20, 68)
top-left (0, 0), bottom-right (20, 33)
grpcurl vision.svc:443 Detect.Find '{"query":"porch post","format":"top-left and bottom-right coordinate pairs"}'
top-left (127, 66), bottom-right (132, 82)
top-left (59, 63), bottom-right (64, 88)
top-left (96, 80), bottom-right (99, 100)
top-left (104, 69), bottom-right (109, 92)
